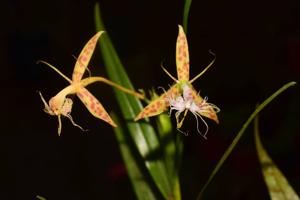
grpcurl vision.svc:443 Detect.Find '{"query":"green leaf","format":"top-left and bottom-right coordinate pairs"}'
top-left (254, 115), bottom-right (300, 200)
top-left (94, 3), bottom-right (173, 199)
top-left (183, 0), bottom-right (192, 33)
top-left (156, 113), bottom-right (176, 176)
top-left (156, 113), bottom-right (182, 200)
top-left (111, 113), bottom-right (157, 200)
top-left (196, 81), bottom-right (297, 200)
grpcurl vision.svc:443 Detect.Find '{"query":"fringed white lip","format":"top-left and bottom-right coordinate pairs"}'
top-left (165, 84), bottom-right (220, 138)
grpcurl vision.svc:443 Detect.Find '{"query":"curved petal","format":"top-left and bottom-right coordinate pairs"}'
top-left (72, 31), bottom-right (104, 82)
top-left (135, 85), bottom-right (180, 121)
top-left (77, 87), bottom-right (117, 127)
top-left (176, 25), bottom-right (190, 81)
top-left (188, 85), bottom-right (219, 124)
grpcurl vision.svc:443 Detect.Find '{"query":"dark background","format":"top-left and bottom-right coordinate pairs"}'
top-left (0, 0), bottom-right (299, 199)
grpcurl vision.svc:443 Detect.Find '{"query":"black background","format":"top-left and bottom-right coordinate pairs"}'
top-left (0, 0), bottom-right (299, 199)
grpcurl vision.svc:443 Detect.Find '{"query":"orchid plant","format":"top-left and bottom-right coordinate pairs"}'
top-left (135, 25), bottom-right (220, 138)
top-left (39, 31), bottom-right (144, 135)
top-left (35, 3), bottom-right (297, 199)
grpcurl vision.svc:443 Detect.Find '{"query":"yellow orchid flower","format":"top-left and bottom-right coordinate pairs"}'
top-left (39, 31), bottom-right (144, 135)
top-left (135, 25), bottom-right (219, 138)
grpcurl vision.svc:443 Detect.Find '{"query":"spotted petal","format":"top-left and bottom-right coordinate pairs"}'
top-left (72, 31), bottom-right (104, 82)
top-left (176, 25), bottom-right (190, 81)
top-left (185, 84), bottom-right (219, 123)
top-left (135, 85), bottom-right (180, 121)
top-left (77, 87), bottom-right (117, 127)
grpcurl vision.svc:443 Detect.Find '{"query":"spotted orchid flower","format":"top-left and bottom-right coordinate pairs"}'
top-left (39, 31), bottom-right (144, 135)
top-left (135, 25), bottom-right (220, 137)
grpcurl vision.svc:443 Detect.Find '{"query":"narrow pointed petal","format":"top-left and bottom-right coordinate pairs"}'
top-left (176, 25), bottom-right (190, 81)
top-left (72, 31), bottom-right (104, 82)
top-left (135, 85), bottom-right (180, 121)
top-left (185, 85), bottom-right (219, 123)
top-left (77, 87), bottom-right (117, 127)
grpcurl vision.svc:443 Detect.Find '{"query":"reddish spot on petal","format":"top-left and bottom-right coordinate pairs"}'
top-left (156, 101), bottom-right (162, 107)
top-left (95, 107), bottom-right (101, 115)
top-left (78, 93), bottom-right (83, 98)
top-left (149, 108), bottom-right (156, 113)
top-left (91, 36), bottom-right (98, 43)
top-left (83, 49), bottom-right (90, 55)
top-left (87, 45), bottom-right (94, 51)
top-left (80, 55), bottom-right (87, 62)
top-left (102, 115), bottom-right (109, 121)
top-left (90, 102), bottom-right (95, 109)
top-left (83, 90), bottom-right (89, 96)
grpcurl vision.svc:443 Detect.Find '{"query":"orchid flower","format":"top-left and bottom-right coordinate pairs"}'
top-left (135, 25), bottom-right (220, 138)
top-left (39, 31), bottom-right (144, 135)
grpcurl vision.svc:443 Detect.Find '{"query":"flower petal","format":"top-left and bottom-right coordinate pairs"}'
top-left (135, 85), bottom-right (180, 121)
top-left (72, 31), bottom-right (104, 82)
top-left (77, 87), bottom-right (117, 127)
top-left (188, 85), bottom-right (219, 124)
top-left (176, 25), bottom-right (190, 81)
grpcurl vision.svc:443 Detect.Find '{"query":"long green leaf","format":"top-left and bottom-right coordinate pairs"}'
top-left (156, 113), bottom-right (176, 177)
top-left (156, 113), bottom-right (182, 200)
top-left (111, 113), bottom-right (157, 200)
top-left (183, 0), bottom-right (192, 33)
top-left (94, 3), bottom-right (173, 199)
top-left (254, 115), bottom-right (300, 200)
top-left (196, 81), bottom-right (297, 199)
